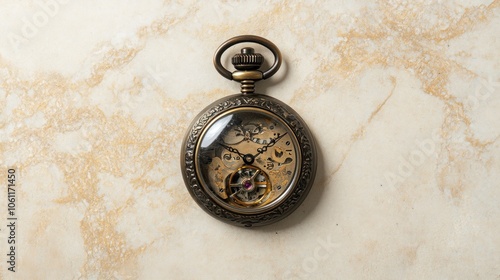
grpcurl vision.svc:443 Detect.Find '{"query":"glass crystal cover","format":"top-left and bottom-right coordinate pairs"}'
top-left (195, 107), bottom-right (300, 213)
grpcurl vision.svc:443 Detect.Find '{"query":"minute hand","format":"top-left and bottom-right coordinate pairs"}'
top-left (253, 133), bottom-right (287, 157)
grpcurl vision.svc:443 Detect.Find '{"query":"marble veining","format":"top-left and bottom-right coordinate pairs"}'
top-left (0, 0), bottom-right (499, 279)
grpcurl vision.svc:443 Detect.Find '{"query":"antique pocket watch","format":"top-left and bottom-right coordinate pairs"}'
top-left (181, 35), bottom-right (317, 227)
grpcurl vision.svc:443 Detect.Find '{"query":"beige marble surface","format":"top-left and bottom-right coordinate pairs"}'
top-left (0, 0), bottom-right (499, 279)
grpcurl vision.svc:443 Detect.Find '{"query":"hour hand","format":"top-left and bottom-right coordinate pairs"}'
top-left (219, 143), bottom-right (245, 159)
top-left (219, 142), bottom-right (259, 165)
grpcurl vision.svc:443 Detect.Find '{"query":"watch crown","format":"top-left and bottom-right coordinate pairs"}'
top-left (232, 47), bottom-right (263, 71)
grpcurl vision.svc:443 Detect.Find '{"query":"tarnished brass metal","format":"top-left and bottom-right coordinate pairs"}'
top-left (213, 35), bottom-right (282, 94)
top-left (181, 35), bottom-right (316, 227)
top-left (232, 47), bottom-right (263, 70)
top-left (231, 71), bottom-right (263, 81)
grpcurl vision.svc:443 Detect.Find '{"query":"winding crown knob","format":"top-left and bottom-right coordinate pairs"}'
top-left (232, 47), bottom-right (263, 70)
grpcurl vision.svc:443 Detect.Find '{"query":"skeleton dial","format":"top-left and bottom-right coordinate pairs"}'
top-left (195, 107), bottom-right (300, 212)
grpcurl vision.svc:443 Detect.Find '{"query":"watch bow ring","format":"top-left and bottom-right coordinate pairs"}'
top-left (181, 35), bottom-right (317, 227)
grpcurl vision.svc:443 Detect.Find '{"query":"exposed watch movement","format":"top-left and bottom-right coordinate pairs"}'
top-left (181, 35), bottom-right (317, 227)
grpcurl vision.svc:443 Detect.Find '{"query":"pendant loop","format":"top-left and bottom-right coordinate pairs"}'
top-left (213, 35), bottom-right (282, 81)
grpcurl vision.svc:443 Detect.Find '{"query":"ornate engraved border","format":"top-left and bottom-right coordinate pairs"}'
top-left (181, 94), bottom-right (317, 227)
